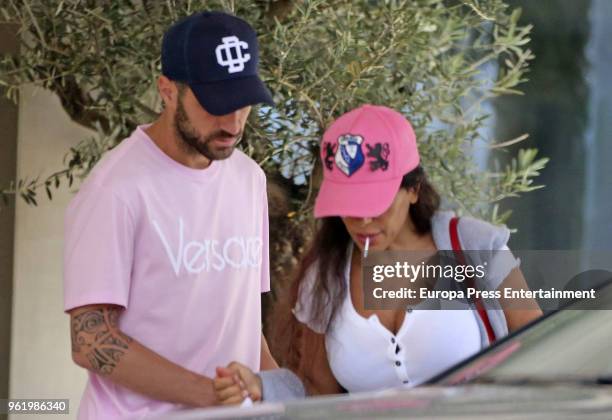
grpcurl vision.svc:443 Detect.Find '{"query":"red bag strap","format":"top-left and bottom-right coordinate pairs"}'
top-left (449, 217), bottom-right (496, 343)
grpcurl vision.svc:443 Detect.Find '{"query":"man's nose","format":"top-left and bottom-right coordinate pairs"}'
top-left (218, 111), bottom-right (242, 135)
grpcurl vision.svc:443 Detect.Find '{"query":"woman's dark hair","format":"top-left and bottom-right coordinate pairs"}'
top-left (401, 165), bottom-right (441, 235)
top-left (270, 165), bottom-right (440, 383)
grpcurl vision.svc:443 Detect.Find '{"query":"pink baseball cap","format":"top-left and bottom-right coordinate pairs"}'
top-left (314, 104), bottom-right (420, 218)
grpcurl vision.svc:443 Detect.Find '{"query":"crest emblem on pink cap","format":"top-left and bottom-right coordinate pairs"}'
top-left (335, 134), bottom-right (365, 177)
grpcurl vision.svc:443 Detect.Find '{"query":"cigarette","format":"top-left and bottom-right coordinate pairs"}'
top-left (364, 237), bottom-right (370, 259)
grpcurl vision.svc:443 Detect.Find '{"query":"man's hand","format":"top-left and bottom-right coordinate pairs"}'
top-left (214, 362), bottom-right (262, 405)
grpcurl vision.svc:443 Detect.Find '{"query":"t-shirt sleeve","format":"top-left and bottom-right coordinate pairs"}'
top-left (485, 244), bottom-right (521, 291)
top-left (260, 175), bottom-right (271, 293)
top-left (291, 263), bottom-right (329, 334)
top-left (457, 216), bottom-right (520, 291)
top-left (63, 184), bottom-right (134, 312)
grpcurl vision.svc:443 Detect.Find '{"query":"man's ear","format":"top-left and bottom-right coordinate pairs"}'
top-left (158, 75), bottom-right (178, 110)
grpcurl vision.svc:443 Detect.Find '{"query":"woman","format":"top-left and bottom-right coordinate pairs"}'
top-left (213, 104), bottom-right (542, 404)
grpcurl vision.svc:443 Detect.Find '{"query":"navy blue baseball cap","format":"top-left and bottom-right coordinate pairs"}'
top-left (161, 11), bottom-right (274, 116)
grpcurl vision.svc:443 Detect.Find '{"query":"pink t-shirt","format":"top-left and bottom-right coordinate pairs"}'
top-left (63, 126), bottom-right (270, 419)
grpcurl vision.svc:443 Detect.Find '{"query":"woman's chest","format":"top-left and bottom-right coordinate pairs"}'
top-left (326, 306), bottom-right (482, 393)
top-left (349, 258), bottom-right (406, 334)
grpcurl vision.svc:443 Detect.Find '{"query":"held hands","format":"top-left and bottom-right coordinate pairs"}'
top-left (214, 362), bottom-right (262, 405)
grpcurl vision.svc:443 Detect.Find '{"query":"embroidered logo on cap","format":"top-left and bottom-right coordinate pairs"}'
top-left (215, 36), bottom-right (251, 74)
top-left (366, 142), bottom-right (390, 171)
top-left (324, 142), bottom-right (337, 171)
top-left (335, 134), bottom-right (365, 177)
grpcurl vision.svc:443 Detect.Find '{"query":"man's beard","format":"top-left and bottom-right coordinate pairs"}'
top-left (173, 100), bottom-right (241, 161)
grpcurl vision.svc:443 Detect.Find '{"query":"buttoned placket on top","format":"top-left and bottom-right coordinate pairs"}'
top-left (344, 245), bottom-right (415, 387)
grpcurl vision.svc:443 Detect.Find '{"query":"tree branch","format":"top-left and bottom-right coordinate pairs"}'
top-left (48, 75), bottom-right (112, 134)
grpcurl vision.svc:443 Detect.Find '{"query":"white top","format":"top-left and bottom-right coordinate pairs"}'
top-left (293, 210), bottom-right (519, 393)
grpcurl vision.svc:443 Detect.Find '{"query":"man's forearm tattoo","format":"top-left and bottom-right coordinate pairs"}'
top-left (71, 308), bottom-right (133, 375)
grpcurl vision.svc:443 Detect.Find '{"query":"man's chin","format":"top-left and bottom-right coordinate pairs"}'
top-left (205, 146), bottom-right (235, 161)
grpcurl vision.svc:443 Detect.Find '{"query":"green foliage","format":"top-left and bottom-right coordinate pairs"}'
top-left (0, 0), bottom-right (546, 225)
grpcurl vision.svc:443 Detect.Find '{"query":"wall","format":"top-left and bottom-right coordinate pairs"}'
top-left (0, 23), bottom-right (19, 414)
top-left (583, 0), bottom-right (612, 251)
top-left (9, 86), bottom-right (91, 419)
top-left (497, 0), bottom-right (592, 250)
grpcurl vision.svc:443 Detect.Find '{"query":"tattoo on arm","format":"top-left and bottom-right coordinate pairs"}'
top-left (71, 307), bottom-right (133, 375)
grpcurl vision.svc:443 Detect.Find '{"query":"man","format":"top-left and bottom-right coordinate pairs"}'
top-left (63, 11), bottom-right (277, 419)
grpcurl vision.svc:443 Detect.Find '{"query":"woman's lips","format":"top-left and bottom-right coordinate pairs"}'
top-left (356, 233), bottom-right (381, 246)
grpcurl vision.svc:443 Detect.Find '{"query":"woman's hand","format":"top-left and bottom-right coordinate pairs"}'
top-left (214, 362), bottom-right (263, 405)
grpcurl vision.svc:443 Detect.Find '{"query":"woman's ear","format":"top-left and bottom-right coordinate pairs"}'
top-left (407, 184), bottom-right (421, 204)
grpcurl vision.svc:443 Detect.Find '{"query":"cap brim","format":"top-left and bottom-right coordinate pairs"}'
top-left (314, 176), bottom-right (403, 218)
top-left (190, 75), bottom-right (274, 116)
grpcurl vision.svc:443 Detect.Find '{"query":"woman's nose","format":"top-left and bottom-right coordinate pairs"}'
top-left (361, 217), bottom-right (373, 225)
